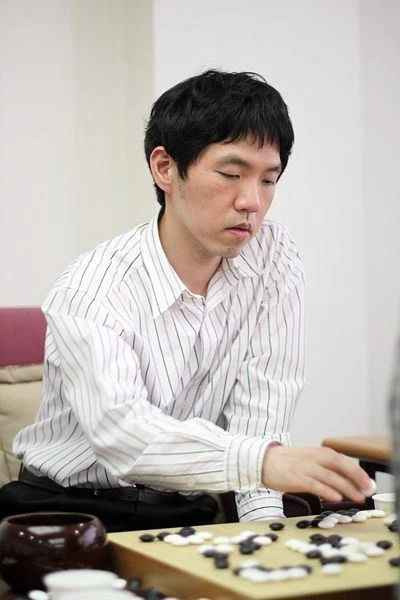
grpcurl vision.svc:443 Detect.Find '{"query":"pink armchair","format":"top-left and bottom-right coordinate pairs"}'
top-left (0, 307), bottom-right (46, 485)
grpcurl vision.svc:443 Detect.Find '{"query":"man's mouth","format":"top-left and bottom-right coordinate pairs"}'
top-left (225, 223), bottom-right (253, 238)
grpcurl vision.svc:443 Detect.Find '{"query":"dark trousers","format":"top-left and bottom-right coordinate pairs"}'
top-left (0, 470), bottom-right (218, 533)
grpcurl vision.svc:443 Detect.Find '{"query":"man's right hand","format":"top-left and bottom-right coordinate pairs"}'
top-left (261, 445), bottom-right (373, 503)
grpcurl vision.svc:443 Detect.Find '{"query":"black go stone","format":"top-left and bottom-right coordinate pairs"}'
top-left (347, 508), bottom-right (360, 516)
top-left (320, 555), bottom-right (347, 565)
top-left (309, 534), bottom-right (326, 543)
top-left (311, 518), bottom-right (323, 528)
top-left (239, 543), bottom-right (256, 555)
top-left (320, 511), bottom-right (334, 518)
top-left (233, 567), bottom-right (242, 576)
top-left (139, 533), bottom-right (155, 542)
top-left (156, 531), bottom-right (170, 541)
top-left (126, 577), bottom-right (142, 592)
top-left (296, 519), bottom-right (311, 529)
top-left (179, 526), bottom-right (196, 537)
top-left (388, 520), bottom-right (398, 533)
top-left (306, 550), bottom-right (321, 559)
top-left (327, 535), bottom-right (342, 545)
top-left (269, 521), bottom-right (285, 531)
top-left (203, 548), bottom-right (217, 558)
top-left (389, 557), bottom-right (400, 567)
top-left (140, 588), bottom-right (166, 600)
top-left (299, 564), bottom-right (313, 574)
top-left (214, 556), bottom-right (229, 569)
top-left (265, 532), bottom-right (278, 542)
top-left (377, 540), bottom-right (393, 550)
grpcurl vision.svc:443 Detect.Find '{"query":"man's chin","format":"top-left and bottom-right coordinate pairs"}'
top-left (221, 245), bottom-right (244, 259)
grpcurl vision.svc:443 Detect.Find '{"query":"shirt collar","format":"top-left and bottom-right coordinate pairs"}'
top-left (141, 216), bottom-right (264, 318)
top-left (222, 235), bottom-right (264, 280)
top-left (140, 216), bottom-right (186, 319)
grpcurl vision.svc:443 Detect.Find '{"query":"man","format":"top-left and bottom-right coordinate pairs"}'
top-left (2, 70), bottom-right (371, 532)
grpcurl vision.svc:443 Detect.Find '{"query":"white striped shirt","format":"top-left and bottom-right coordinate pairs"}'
top-left (14, 215), bottom-right (305, 521)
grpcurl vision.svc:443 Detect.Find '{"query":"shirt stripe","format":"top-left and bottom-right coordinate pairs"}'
top-left (14, 215), bottom-right (305, 520)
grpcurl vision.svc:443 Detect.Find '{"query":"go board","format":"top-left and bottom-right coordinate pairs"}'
top-left (108, 517), bottom-right (399, 600)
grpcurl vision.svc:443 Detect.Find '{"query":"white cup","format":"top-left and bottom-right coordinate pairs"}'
top-left (43, 569), bottom-right (120, 599)
top-left (372, 492), bottom-right (395, 514)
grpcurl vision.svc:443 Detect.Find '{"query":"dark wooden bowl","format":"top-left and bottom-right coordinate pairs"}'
top-left (0, 512), bottom-right (108, 593)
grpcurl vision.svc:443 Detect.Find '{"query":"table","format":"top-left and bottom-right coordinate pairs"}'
top-left (1, 516), bottom-right (397, 600)
top-left (108, 517), bottom-right (399, 600)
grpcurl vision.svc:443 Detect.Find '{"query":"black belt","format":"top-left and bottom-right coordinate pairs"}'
top-left (19, 467), bottom-right (182, 506)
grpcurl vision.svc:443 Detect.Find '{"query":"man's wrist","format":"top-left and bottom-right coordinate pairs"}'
top-left (261, 441), bottom-right (282, 487)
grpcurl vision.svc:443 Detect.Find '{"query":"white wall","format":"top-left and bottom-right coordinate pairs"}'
top-left (361, 0), bottom-right (400, 436)
top-left (153, 0), bottom-right (396, 445)
top-left (1, 0), bottom-right (154, 306)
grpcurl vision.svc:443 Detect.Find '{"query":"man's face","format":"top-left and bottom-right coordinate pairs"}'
top-left (164, 138), bottom-right (282, 262)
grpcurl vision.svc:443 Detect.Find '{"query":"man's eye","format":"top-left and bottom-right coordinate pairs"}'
top-left (217, 171), bottom-right (239, 179)
top-left (262, 179), bottom-right (276, 186)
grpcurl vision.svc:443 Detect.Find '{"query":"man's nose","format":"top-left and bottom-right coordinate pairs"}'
top-left (235, 182), bottom-right (261, 213)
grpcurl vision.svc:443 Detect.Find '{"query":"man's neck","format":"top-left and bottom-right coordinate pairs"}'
top-left (158, 214), bottom-right (221, 297)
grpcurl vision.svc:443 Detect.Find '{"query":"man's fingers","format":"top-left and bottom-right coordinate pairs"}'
top-left (318, 448), bottom-right (371, 495)
top-left (312, 465), bottom-right (366, 504)
top-left (301, 475), bottom-right (343, 503)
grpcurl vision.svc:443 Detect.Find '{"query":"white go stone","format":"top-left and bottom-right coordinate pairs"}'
top-left (253, 535), bottom-right (272, 546)
top-left (319, 543), bottom-right (334, 553)
top-left (322, 564), bottom-right (343, 575)
top-left (213, 536), bottom-right (231, 544)
top-left (364, 545), bottom-right (385, 557)
top-left (230, 535), bottom-right (245, 544)
top-left (28, 592), bottom-right (49, 600)
top-left (347, 552), bottom-right (368, 563)
top-left (238, 530), bottom-right (258, 539)
top-left (113, 578), bottom-right (127, 589)
top-left (268, 569), bottom-right (289, 582)
top-left (187, 534), bottom-right (206, 545)
top-left (340, 537), bottom-right (360, 546)
top-left (321, 548), bottom-right (342, 559)
top-left (164, 534), bottom-right (190, 546)
top-left (287, 567), bottom-right (308, 579)
top-left (318, 518), bottom-right (337, 529)
top-left (198, 544), bottom-right (215, 554)
top-left (369, 509), bottom-right (386, 518)
top-left (240, 560), bottom-right (261, 568)
top-left (352, 512), bottom-right (368, 523)
top-left (197, 531), bottom-right (214, 540)
top-left (331, 513), bottom-right (353, 524)
top-left (340, 545), bottom-right (362, 556)
top-left (285, 539), bottom-right (300, 550)
top-left (215, 543), bottom-right (234, 554)
top-left (241, 568), bottom-right (271, 583)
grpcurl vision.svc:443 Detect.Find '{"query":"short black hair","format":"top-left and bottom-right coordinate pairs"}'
top-left (144, 69), bottom-right (294, 210)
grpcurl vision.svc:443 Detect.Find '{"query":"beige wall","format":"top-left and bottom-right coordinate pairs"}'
top-left (1, 0), bottom-right (154, 306)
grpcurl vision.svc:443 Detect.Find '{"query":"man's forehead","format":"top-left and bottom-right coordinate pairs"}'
top-left (210, 139), bottom-right (281, 171)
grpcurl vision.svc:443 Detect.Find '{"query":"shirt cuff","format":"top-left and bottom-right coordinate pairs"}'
top-left (225, 435), bottom-right (277, 492)
top-left (236, 488), bottom-right (284, 522)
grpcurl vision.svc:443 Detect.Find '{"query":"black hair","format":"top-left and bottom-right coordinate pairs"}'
top-left (144, 69), bottom-right (294, 210)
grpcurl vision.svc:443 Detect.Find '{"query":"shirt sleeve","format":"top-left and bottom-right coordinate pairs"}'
top-left (223, 225), bottom-right (305, 521)
top-left (29, 287), bottom-right (271, 492)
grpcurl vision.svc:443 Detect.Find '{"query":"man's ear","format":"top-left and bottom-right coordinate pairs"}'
top-left (149, 146), bottom-right (175, 196)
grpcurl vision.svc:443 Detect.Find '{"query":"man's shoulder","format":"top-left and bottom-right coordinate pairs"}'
top-left (43, 222), bottom-right (149, 313)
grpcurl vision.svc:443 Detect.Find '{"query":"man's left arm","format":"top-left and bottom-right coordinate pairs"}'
top-left (223, 225), bottom-right (305, 521)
